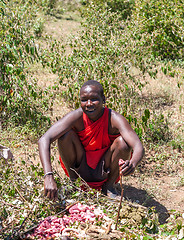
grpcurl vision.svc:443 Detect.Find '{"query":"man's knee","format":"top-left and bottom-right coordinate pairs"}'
top-left (58, 130), bottom-right (75, 145)
top-left (114, 136), bottom-right (132, 154)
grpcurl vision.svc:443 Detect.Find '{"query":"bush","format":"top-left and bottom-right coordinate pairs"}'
top-left (131, 0), bottom-right (184, 60)
top-left (58, 2), bottom-right (143, 110)
top-left (81, 0), bottom-right (135, 20)
top-left (0, 0), bottom-right (55, 135)
top-left (144, 113), bottom-right (172, 143)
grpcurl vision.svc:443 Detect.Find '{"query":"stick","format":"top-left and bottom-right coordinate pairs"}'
top-left (17, 208), bottom-right (34, 233)
top-left (12, 182), bottom-right (27, 202)
top-left (53, 167), bottom-right (84, 192)
top-left (105, 222), bottom-right (112, 234)
top-left (115, 174), bottom-right (123, 230)
top-left (70, 167), bottom-right (91, 190)
top-left (11, 205), bottom-right (36, 239)
top-left (0, 220), bottom-right (15, 233)
top-left (55, 201), bottom-right (79, 216)
top-left (2, 199), bottom-right (20, 209)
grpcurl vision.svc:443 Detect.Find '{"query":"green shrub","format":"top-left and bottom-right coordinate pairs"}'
top-left (58, 2), bottom-right (143, 110)
top-left (131, 0), bottom-right (184, 60)
top-left (0, 0), bottom-right (52, 134)
top-left (81, 0), bottom-right (135, 20)
top-left (145, 114), bottom-right (172, 143)
top-left (33, 17), bottom-right (45, 37)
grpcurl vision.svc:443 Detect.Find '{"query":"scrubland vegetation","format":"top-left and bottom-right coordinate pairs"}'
top-left (0, 0), bottom-right (184, 239)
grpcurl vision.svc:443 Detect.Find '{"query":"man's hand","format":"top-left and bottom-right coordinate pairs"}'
top-left (44, 175), bottom-right (58, 201)
top-left (119, 159), bottom-right (135, 176)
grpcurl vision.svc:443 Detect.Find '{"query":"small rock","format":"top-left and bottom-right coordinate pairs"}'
top-left (178, 228), bottom-right (184, 240)
top-left (165, 236), bottom-right (177, 240)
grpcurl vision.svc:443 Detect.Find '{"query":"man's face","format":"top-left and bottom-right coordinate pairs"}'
top-left (80, 85), bottom-right (105, 121)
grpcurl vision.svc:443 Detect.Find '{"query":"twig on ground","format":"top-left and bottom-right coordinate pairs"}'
top-left (0, 220), bottom-right (15, 233)
top-left (12, 182), bottom-right (27, 202)
top-left (11, 205), bottom-right (36, 239)
top-left (17, 208), bottom-right (34, 233)
top-left (55, 201), bottom-right (80, 217)
top-left (105, 221), bottom-right (112, 234)
top-left (1, 199), bottom-right (21, 209)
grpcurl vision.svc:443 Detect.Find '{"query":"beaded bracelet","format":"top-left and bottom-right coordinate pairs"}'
top-left (44, 172), bottom-right (53, 178)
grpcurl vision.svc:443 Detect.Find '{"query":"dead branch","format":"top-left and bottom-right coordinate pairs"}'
top-left (12, 182), bottom-right (27, 202)
top-left (105, 222), bottom-right (112, 234)
top-left (1, 199), bottom-right (21, 209)
top-left (70, 167), bottom-right (91, 191)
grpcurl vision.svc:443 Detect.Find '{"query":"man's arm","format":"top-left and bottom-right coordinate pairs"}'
top-left (111, 110), bottom-right (145, 176)
top-left (38, 109), bottom-right (82, 200)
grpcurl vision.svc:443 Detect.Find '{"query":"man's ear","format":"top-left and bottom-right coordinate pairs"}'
top-left (103, 96), bottom-right (106, 104)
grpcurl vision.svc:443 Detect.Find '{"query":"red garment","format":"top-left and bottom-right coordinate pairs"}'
top-left (59, 107), bottom-right (120, 189)
top-left (77, 107), bottom-right (119, 169)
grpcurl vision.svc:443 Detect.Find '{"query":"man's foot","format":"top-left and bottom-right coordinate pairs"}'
top-left (106, 189), bottom-right (121, 200)
top-left (101, 184), bottom-right (121, 200)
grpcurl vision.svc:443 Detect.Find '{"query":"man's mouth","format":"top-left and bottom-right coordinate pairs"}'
top-left (86, 109), bottom-right (95, 113)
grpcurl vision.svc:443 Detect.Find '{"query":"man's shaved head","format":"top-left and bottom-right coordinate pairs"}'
top-left (80, 80), bottom-right (104, 97)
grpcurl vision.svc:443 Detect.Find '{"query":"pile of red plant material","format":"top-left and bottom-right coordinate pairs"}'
top-left (27, 203), bottom-right (109, 239)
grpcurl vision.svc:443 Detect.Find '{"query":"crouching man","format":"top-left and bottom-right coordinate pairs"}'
top-left (38, 80), bottom-right (144, 200)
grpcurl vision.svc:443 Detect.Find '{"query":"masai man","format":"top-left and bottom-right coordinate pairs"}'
top-left (38, 80), bottom-right (144, 200)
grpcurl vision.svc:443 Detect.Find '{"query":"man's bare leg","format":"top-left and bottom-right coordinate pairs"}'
top-left (58, 130), bottom-right (85, 180)
top-left (102, 136), bottom-right (131, 196)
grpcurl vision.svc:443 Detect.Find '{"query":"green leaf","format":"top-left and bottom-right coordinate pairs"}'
top-left (161, 66), bottom-right (167, 75)
top-left (30, 46), bottom-right (34, 55)
top-left (124, 84), bottom-right (129, 90)
top-left (179, 105), bottom-right (182, 113)
top-left (128, 98), bottom-right (130, 106)
top-left (25, 44), bottom-right (29, 53)
top-left (111, 83), bottom-right (118, 89)
top-left (149, 123), bottom-right (153, 130)
top-left (142, 115), bottom-right (147, 123)
top-left (111, 72), bottom-right (115, 78)
top-left (144, 109), bottom-right (150, 119)
top-left (134, 117), bottom-right (137, 126)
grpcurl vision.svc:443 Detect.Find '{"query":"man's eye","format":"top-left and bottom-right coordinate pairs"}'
top-left (81, 98), bottom-right (98, 102)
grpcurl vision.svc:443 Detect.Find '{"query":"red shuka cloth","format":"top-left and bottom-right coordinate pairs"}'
top-left (59, 107), bottom-right (120, 189)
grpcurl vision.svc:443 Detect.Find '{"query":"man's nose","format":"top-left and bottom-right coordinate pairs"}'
top-left (86, 99), bottom-right (92, 105)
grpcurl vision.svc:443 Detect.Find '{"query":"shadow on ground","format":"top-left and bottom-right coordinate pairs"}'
top-left (119, 184), bottom-right (170, 224)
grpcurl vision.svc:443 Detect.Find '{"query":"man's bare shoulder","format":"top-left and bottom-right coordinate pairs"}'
top-left (110, 109), bottom-right (125, 121)
top-left (110, 109), bottom-right (130, 130)
top-left (60, 108), bottom-right (83, 120)
top-left (59, 108), bottom-right (84, 131)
